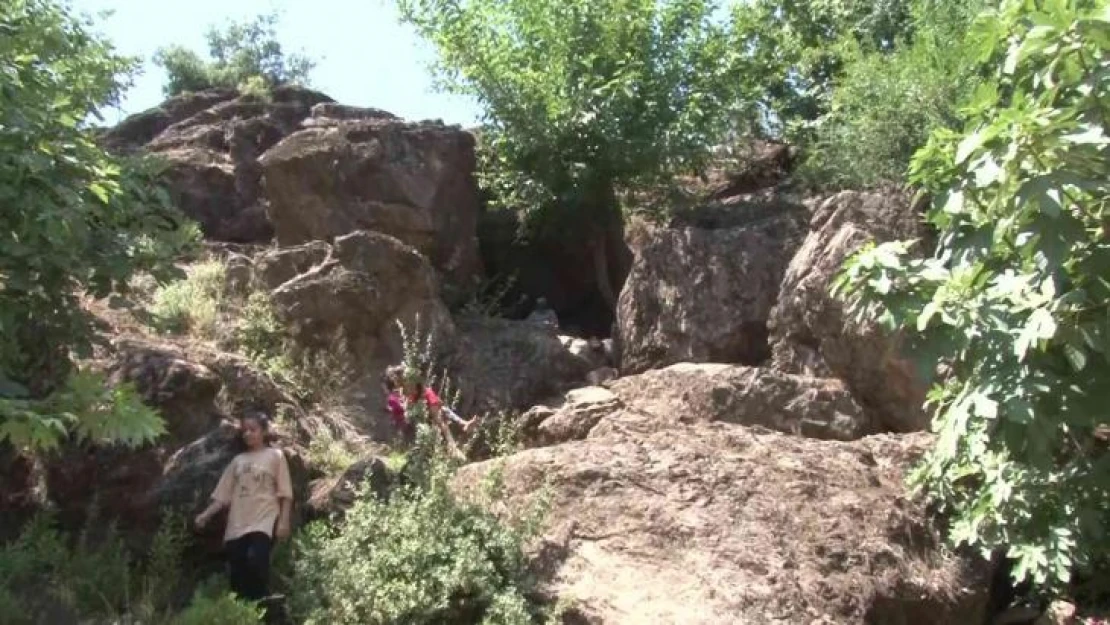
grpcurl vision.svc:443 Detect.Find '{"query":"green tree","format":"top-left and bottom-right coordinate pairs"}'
top-left (154, 11), bottom-right (315, 97)
top-left (0, 0), bottom-right (195, 450)
top-left (797, 0), bottom-right (987, 188)
top-left (834, 0), bottom-right (1110, 591)
top-left (729, 0), bottom-right (918, 138)
top-left (398, 0), bottom-right (744, 308)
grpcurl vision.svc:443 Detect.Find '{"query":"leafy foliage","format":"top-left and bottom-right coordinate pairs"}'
top-left (0, 372), bottom-right (164, 451)
top-left (834, 0), bottom-right (1110, 591)
top-left (305, 427), bottom-right (357, 476)
top-left (291, 456), bottom-right (548, 624)
top-left (291, 319), bottom-right (551, 624)
top-left (0, 513), bottom-right (192, 624)
top-left (0, 0), bottom-right (196, 451)
top-left (154, 11), bottom-right (315, 96)
top-left (151, 259), bottom-right (227, 336)
top-left (730, 0), bottom-right (991, 188)
top-left (729, 0), bottom-right (918, 137)
top-left (399, 0), bottom-right (745, 305)
top-left (171, 581), bottom-right (263, 625)
top-left (798, 0), bottom-right (987, 187)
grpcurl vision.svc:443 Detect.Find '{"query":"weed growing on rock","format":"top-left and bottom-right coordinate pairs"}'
top-left (460, 273), bottom-right (520, 318)
top-left (305, 427), bottom-right (358, 475)
top-left (150, 260), bottom-right (227, 337)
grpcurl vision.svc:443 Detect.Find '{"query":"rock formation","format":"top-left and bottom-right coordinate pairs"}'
top-left (102, 86), bottom-right (334, 243)
top-left (456, 364), bottom-right (989, 624)
top-left (769, 190), bottom-right (932, 432)
top-left (0, 85), bottom-right (1006, 625)
top-left (259, 111), bottom-right (483, 301)
top-left (616, 199), bottom-right (808, 374)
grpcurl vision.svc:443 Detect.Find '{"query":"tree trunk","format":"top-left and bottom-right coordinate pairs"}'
top-left (591, 233), bottom-right (617, 310)
top-left (584, 175), bottom-right (625, 313)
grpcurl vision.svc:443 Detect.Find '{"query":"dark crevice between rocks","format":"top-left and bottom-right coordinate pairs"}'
top-left (712, 320), bottom-right (772, 367)
top-left (476, 208), bottom-right (629, 339)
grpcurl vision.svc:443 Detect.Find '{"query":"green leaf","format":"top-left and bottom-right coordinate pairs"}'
top-left (89, 182), bottom-right (110, 204)
top-left (956, 130), bottom-right (987, 164)
top-left (1063, 343), bottom-right (1088, 371)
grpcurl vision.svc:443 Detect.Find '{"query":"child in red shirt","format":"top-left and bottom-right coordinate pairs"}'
top-left (383, 368), bottom-right (414, 444)
top-left (400, 370), bottom-right (475, 459)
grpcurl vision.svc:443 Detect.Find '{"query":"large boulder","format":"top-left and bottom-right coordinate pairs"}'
top-left (105, 339), bottom-right (223, 447)
top-left (768, 191), bottom-right (931, 432)
top-left (103, 86), bottom-right (334, 243)
top-left (524, 362), bottom-right (874, 444)
top-left (305, 456), bottom-right (393, 521)
top-left (449, 317), bottom-right (598, 416)
top-left (258, 115), bottom-right (483, 301)
top-left (703, 139), bottom-right (798, 202)
top-left (100, 89), bottom-right (240, 152)
top-left (519, 385), bottom-right (622, 447)
top-left (263, 230), bottom-right (455, 437)
top-left (616, 201), bottom-right (808, 374)
top-left (456, 396), bottom-right (989, 624)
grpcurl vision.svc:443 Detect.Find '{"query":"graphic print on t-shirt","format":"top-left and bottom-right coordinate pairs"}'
top-left (234, 457), bottom-right (276, 500)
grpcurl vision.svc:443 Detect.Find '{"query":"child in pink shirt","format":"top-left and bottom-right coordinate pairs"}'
top-left (383, 368), bottom-right (414, 443)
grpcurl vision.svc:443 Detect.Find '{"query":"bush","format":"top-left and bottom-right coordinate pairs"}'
top-left (833, 0), bottom-right (1110, 593)
top-left (290, 452), bottom-right (548, 624)
top-left (797, 0), bottom-right (986, 188)
top-left (306, 427), bottom-right (357, 476)
top-left (172, 581), bottom-right (263, 625)
top-left (0, 513), bottom-right (189, 624)
top-left (1, 371), bottom-right (164, 451)
top-left (150, 260), bottom-right (227, 337)
top-left (1, 0), bottom-right (195, 451)
top-left (290, 320), bottom-right (551, 624)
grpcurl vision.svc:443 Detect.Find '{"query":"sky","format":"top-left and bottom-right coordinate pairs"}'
top-left (71, 0), bottom-right (483, 126)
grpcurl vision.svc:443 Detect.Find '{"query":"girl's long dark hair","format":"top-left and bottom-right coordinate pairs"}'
top-left (233, 410), bottom-right (274, 452)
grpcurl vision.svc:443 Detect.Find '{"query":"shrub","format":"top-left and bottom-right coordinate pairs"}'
top-left (833, 0), bottom-right (1110, 593)
top-left (1, 0), bottom-right (195, 452)
top-left (290, 452), bottom-right (549, 624)
top-left (172, 581), bottom-right (263, 625)
top-left (1, 371), bottom-right (164, 451)
top-left (306, 427), bottom-right (357, 476)
top-left (154, 11), bottom-right (315, 97)
top-left (0, 512), bottom-right (190, 624)
top-left (797, 0), bottom-right (986, 188)
top-left (289, 319), bottom-right (551, 624)
top-left (150, 260), bottom-right (227, 337)
top-left (230, 291), bottom-right (355, 405)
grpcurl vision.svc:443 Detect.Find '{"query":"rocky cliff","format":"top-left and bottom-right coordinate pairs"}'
top-left (0, 88), bottom-right (997, 624)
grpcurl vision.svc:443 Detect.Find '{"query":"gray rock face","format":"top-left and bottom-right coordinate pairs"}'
top-left (258, 117), bottom-right (482, 300)
top-left (455, 364), bottom-right (989, 624)
top-left (769, 190), bottom-right (931, 432)
top-left (616, 205), bottom-right (807, 374)
top-left (449, 317), bottom-right (596, 416)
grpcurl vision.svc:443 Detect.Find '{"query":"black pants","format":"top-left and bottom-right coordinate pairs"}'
top-left (225, 531), bottom-right (272, 602)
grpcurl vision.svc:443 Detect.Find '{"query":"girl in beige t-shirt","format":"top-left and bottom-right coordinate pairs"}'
top-left (194, 413), bottom-right (292, 603)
